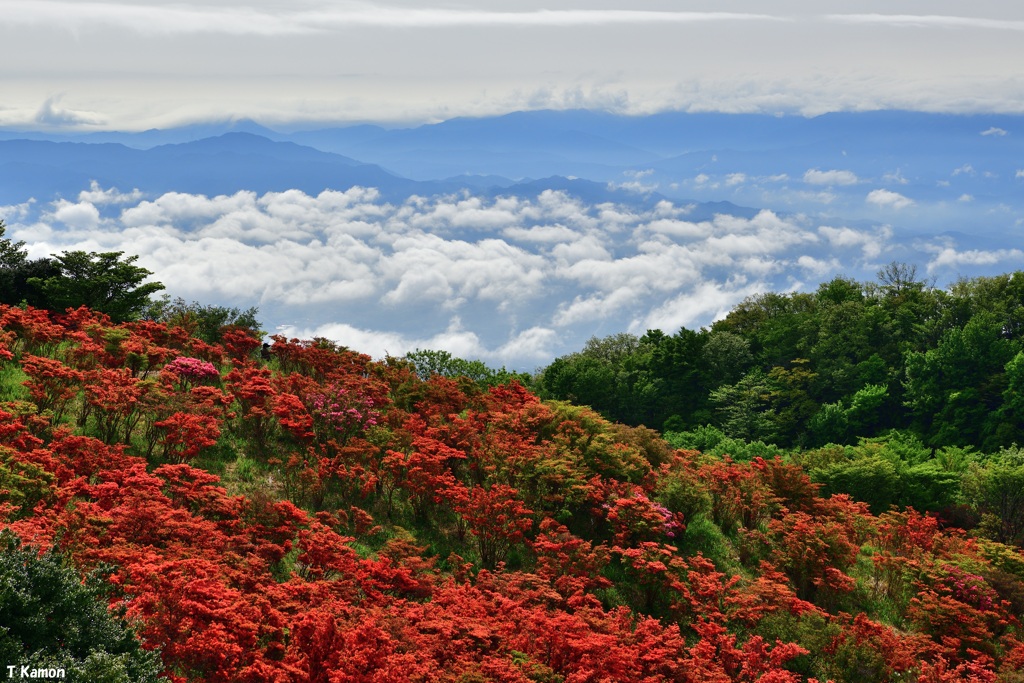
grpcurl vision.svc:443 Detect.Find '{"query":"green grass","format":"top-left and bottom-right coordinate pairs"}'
top-left (0, 361), bottom-right (29, 403)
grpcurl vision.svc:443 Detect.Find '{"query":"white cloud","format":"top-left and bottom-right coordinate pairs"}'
top-left (7, 181), bottom-right (1017, 370)
top-left (866, 189), bottom-right (914, 210)
top-left (981, 127), bottom-right (1008, 136)
top-left (926, 246), bottom-right (1024, 273)
top-left (493, 327), bottom-right (560, 365)
top-left (50, 200), bottom-right (101, 230)
top-left (612, 180), bottom-right (659, 194)
top-left (34, 95), bottom-right (105, 128)
top-left (553, 288), bottom-right (650, 327)
top-left (883, 169), bottom-right (908, 185)
top-left (818, 225), bottom-right (892, 259)
top-left (797, 255), bottom-right (840, 277)
top-left (1017, 170), bottom-right (1024, 179)
top-left (277, 316), bottom-right (556, 367)
top-left (804, 169), bottom-right (860, 186)
top-left (826, 14), bottom-right (1024, 32)
top-left (380, 234), bottom-right (546, 308)
top-left (958, 194), bottom-right (974, 202)
top-left (725, 173), bottom-right (747, 186)
top-left (279, 318), bottom-right (485, 362)
top-left (0, 200), bottom-right (36, 223)
top-left (502, 225), bottom-right (579, 244)
top-left (952, 164), bottom-right (976, 176)
top-left (3, 3), bottom-right (782, 35)
top-left (640, 218), bottom-right (712, 240)
top-left (633, 279), bottom-right (765, 334)
top-left (78, 181), bottom-right (144, 205)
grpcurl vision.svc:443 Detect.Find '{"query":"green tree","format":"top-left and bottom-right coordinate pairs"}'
top-left (811, 456), bottom-right (901, 515)
top-left (701, 330), bottom-right (753, 390)
top-left (712, 291), bottom-right (816, 367)
top-left (0, 219), bottom-right (25, 271)
top-left (30, 250), bottom-right (165, 322)
top-left (0, 530), bottom-right (162, 682)
top-left (642, 327), bottom-right (709, 428)
top-left (0, 220), bottom-right (59, 308)
top-left (962, 452), bottom-right (1024, 545)
top-left (404, 348), bottom-right (531, 388)
top-left (997, 351), bottom-right (1024, 445)
top-left (539, 333), bottom-right (663, 426)
top-left (766, 359), bottom-right (819, 446)
top-left (903, 313), bottom-right (1019, 449)
top-left (146, 296), bottom-right (262, 343)
top-left (945, 271), bottom-right (1024, 340)
top-left (709, 369), bottom-right (776, 442)
top-left (808, 384), bottom-right (891, 445)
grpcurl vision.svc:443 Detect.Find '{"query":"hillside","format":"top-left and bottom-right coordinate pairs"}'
top-left (2, 301), bottom-right (1024, 681)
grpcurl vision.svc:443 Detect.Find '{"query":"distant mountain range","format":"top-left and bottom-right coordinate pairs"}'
top-left (3, 109), bottom-right (1021, 233)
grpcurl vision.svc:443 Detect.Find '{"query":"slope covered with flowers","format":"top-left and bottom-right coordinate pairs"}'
top-left (2, 303), bottom-right (1024, 682)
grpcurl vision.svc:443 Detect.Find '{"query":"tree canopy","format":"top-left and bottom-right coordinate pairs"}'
top-left (538, 266), bottom-right (1024, 452)
top-left (29, 250), bottom-right (165, 323)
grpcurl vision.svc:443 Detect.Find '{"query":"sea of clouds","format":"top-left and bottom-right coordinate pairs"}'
top-left (4, 184), bottom-right (1021, 370)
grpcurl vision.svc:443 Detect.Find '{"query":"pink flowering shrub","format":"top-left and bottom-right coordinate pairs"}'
top-left (603, 485), bottom-right (686, 545)
top-left (306, 381), bottom-right (380, 445)
top-left (165, 356), bottom-right (220, 389)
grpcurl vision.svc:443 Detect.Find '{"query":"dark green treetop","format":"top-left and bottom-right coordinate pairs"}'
top-left (29, 250), bottom-right (165, 322)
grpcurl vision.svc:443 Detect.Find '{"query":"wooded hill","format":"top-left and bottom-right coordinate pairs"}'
top-left (538, 264), bottom-right (1024, 454)
top-left (2, 266), bottom-right (1024, 680)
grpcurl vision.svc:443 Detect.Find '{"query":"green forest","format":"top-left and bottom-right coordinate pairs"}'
top-left (3, 218), bottom-right (1024, 682)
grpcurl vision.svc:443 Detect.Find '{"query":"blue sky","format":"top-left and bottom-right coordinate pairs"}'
top-left (2, 1), bottom-right (1024, 129)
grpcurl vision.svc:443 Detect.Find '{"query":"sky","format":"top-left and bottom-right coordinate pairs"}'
top-left (3, 0), bottom-right (1024, 129)
top-left (2, 1), bottom-right (1023, 369)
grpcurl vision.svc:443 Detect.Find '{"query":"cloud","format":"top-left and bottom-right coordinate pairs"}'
top-left (981, 127), bottom-right (1008, 136)
top-left (958, 194), bottom-right (974, 202)
top-left (277, 317), bottom-right (556, 366)
top-left (493, 327), bottom-right (560, 365)
top-left (818, 225), bottom-right (892, 259)
top-left (925, 245), bottom-right (1024, 273)
top-left (639, 219), bottom-right (712, 240)
top-left (804, 169), bottom-right (860, 186)
top-left (279, 318), bottom-right (484, 362)
top-left (613, 169), bottom-right (658, 194)
top-left (3, 2), bottom-right (782, 36)
top-left (0, 200), bottom-right (36, 223)
top-left (866, 189), bottom-right (914, 210)
top-left (50, 200), bottom-right (101, 230)
top-left (78, 181), bottom-right (144, 205)
top-left (6, 181), bottom-right (1015, 370)
top-left (380, 234), bottom-right (547, 307)
top-left (502, 225), bottom-right (579, 244)
top-left (797, 255), bottom-right (841, 277)
top-left (952, 164), bottom-right (976, 176)
top-left (1016, 170), bottom-right (1024, 179)
top-left (633, 279), bottom-right (766, 334)
top-left (34, 95), bottom-right (105, 127)
top-left (826, 14), bottom-right (1024, 32)
top-left (883, 169), bottom-right (908, 185)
